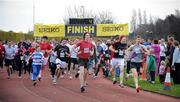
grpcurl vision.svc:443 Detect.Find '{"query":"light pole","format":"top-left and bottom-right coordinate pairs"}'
top-left (33, 0), bottom-right (35, 30)
top-left (81, 6), bottom-right (85, 18)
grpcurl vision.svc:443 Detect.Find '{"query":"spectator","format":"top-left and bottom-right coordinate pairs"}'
top-left (172, 41), bottom-right (180, 84)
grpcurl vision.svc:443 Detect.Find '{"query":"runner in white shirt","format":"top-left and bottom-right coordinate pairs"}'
top-left (69, 39), bottom-right (79, 79)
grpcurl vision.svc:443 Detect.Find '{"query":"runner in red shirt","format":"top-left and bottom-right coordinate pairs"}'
top-left (75, 32), bottom-right (94, 92)
top-left (39, 37), bottom-right (52, 58)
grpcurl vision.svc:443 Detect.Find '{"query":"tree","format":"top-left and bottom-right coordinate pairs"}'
top-left (143, 10), bottom-right (147, 24)
top-left (175, 9), bottom-right (180, 18)
top-left (149, 15), bottom-right (154, 24)
top-left (63, 6), bottom-right (115, 24)
top-left (130, 9), bottom-right (137, 33)
top-left (138, 9), bottom-right (142, 25)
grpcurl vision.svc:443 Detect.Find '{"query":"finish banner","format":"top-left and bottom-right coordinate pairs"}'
top-left (34, 24), bottom-right (65, 37)
top-left (96, 24), bottom-right (129, 36)
top-left (65, 25), bottom-right (96, 36)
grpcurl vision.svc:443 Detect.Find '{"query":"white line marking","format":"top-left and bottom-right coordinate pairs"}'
top-left (21, 77), bottom-right (52, 102)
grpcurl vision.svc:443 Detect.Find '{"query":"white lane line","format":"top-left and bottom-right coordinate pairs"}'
top-left (56, 85), bottom-right (103, 102)
top-left (21, 77), bottom-right (52, 102)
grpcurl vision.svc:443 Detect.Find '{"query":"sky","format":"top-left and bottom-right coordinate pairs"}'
top-left (0, 0), bottom-right (180, 33)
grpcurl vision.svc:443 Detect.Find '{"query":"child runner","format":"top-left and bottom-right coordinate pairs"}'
top-left (31, 46), bottom-right (44, 86)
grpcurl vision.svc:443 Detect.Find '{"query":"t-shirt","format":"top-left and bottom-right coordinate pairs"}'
top-left (129, 44), bottom-right (146, 63)
top-left (49, 51), bottom-right (57, 63)
top-left (70, 45), bottom-right (79, 58)
top-left (159, 65), bottom-right (165, 75)
top-left (29, 47), bottom-right (35, 54)
top-left (160, 44), bottom-right (166, 57)
top-left (4, 45), bottom-right (16, 60)
top-left (55, 45), bottom-right (70, 62)
top-left (76, 41), bottom-right (93, 59)
top-left (113, 42), bottom-right (127, 58)
top-left (151, 44), bottom-right (160, 59)
top-left (39, 42), bottom-right (52, 57)
top-left (32, 51), bottom-right (44, 65)
top-left (96, 45), bottom-right (103, 57)
top-left (104, 44), bottom-right (111, 58)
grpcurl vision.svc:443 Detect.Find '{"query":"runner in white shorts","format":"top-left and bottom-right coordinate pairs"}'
top-left (53, 58), bottom-right (67, 84)
top-left (109, 35), bottom-right (127, 88)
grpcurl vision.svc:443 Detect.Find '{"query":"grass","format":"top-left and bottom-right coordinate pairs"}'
top-left (109, 76), bottom-right (180, 98)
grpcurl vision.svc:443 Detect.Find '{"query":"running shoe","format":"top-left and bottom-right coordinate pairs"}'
top-left (80, 87), bottom-right (85, 93)
top-left (33, 81), bottom-right (37, 86)
top-left (136, 87), bottom-right (140, 93)
top-left (113, 78), bottom-right (117, 84)
top-left (69, 76), bottom-right (73, 80)
top-left (119, 84), bottom-right (125, 88)
top-left (60, 75), bottom-right (64, 79)
top-left (93, 75), bottom-right (97, 80)
top-left (38, 77), bottom-right (41, 81)
top-left (75, 73), bottom-right (79, 78)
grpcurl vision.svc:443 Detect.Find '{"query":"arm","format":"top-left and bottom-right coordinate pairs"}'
top-left (90, 46), bottom-right (94, 56)
top-left (127, 45), bottom-right (133, 52)
top-left (172, 47), bottom-right (178, 66)
top-left (109, 45), bottom-right (117, 53)
top-left (65, 47), bottom-right (70, 57)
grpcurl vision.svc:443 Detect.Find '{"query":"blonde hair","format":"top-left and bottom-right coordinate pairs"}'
top-left (149, 48), bottom-right (154, 55)
top-left (160, 60), bottom-right (166, 66)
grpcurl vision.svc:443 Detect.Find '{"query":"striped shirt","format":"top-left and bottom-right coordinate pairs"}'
top-left (32, 51), bottom-right (44, 65)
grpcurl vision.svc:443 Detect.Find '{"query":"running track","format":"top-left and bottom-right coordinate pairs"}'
top-left (0, 69), bottom-right (179, 102)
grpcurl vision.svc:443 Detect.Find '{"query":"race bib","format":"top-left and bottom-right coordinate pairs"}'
top-left (60, 52), bottom-right (65, 57)
top-left (119, 50), bottom-right (124, 56)
top-left (135, 48), bottom-right (141, 54)
top-left (20, 56), bottom-right (23, 60)
top-left (84, 48), bottom-right (90, 53)
top-left (105, 54), bottom-right (110, 57)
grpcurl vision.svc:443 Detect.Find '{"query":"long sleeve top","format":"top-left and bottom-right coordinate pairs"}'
top-left (147, 55), bottom-right (156, 72)
top-left (172, 46), bottom-right (180, 65)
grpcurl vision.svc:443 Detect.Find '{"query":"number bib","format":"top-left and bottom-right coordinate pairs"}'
top-left (20, 56), bottom-right (23, 60)
top-left (119, 50), bottom-right (124, 56)
top-left (135, 48), bottom-right (141, 54)
top-left (60, 52), bottom-right (65, 57)
top-left (84, 48), bottom-right (90, 53)
top-left (105, 54), bottom-right (110, 57)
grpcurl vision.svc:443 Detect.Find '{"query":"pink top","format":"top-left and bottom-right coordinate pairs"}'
top-left (151, 44), bottom-right (160, 59)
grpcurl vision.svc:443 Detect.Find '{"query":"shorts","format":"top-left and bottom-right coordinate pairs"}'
top-left (49, 62), bottom-right (56, 69)
top-left (5, 59), bottom-right (14, 67)
top-left (87, 59), bottom-right (95, 70)
top-left (56, 58), bottom-right (67, 69)
top-left (43, 57), bottom-right (48, 65)
top-left (78, 58), bottom-right (89, 68)
top-left (104, 57), bottom-right (110, 61)
top-left (130, 62), bottom-right (142, 69)
top-left (111, 58), bottom-right (125, 68)
top-left (70, 58), bottom-right (78, 64)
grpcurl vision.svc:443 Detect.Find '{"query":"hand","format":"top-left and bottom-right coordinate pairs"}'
top-left (114, 50), bottom-right (118, 53)
top-left (90, 50), bottom-right (94, 56)
top-left (171, 65), bottom-right (175, 70)
top-left (78, 51), bottom-right (82, 54)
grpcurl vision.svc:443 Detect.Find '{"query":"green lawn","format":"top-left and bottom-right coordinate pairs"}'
top-left (109, 76), bottom-right (180, 98)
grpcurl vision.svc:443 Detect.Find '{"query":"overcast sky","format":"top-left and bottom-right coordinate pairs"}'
top-left (0, 0), bottom-right (180, 33)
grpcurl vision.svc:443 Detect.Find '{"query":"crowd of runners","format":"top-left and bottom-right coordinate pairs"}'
top-left (0, 32), bottom-right (180, 93)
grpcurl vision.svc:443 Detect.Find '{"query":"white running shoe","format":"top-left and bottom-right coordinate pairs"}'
top-left (69, 76), bottom-right (72, 80)
top-left (60, 75), bottom-right (64, 79)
